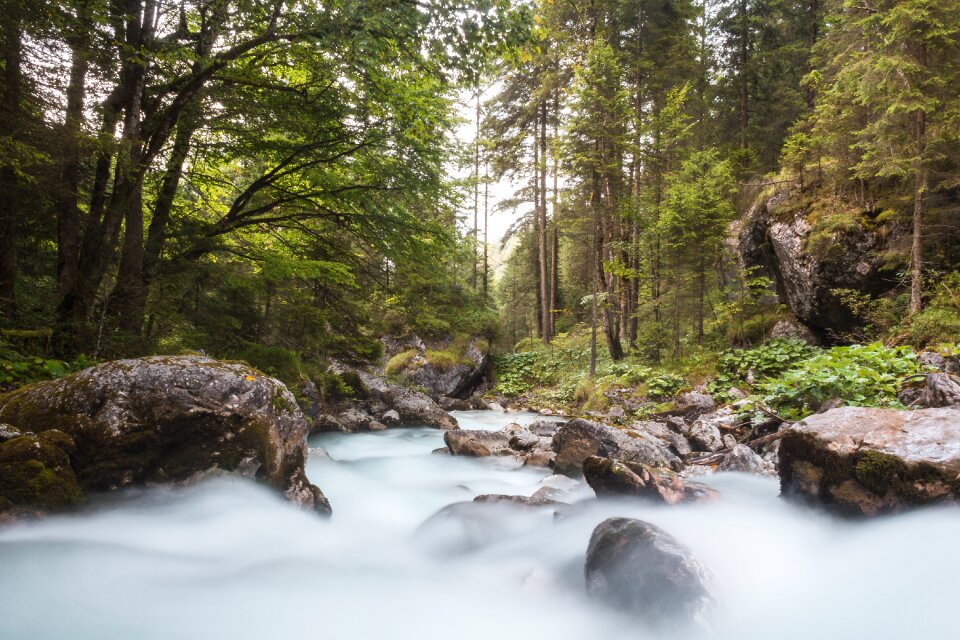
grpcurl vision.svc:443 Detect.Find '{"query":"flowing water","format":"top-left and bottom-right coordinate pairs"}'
top-left (1, 409), bottom-right (958, 639)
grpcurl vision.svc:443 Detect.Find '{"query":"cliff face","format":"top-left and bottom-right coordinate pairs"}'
top-left (738, 189), bottom-right (898, 338)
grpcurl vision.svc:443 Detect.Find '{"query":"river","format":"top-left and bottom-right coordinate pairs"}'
top-left (1, 409), bottom-right (958, 639)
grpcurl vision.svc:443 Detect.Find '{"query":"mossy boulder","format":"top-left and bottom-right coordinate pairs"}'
top-left (0, 427), bottom-right (84, 521)
top-left (381, 333), bottom-right (489, 400)
top-left (0, 356), bottom-right (330, 515)
top-left (582, 456), bottom-right (718, 504)
top-left (779, 406), bottom-right (960, 516)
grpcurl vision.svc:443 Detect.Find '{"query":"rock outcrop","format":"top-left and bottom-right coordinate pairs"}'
top-left (582, 456), bottom-right (718, 504)
top-left (382, 333), bottom-right (489, 401)
top-left (0, 356), bottom-right (330, 515)
top-left (739, 189), bottom-right (895, 336)
top-left (779, 406), bottom-right (960, 515)
top-left (585, 518), bottom-right (714, 629)
top-left (329, 361), bottom-right (457, 430)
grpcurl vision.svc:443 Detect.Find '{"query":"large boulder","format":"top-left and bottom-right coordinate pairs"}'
top-left (444, 429), bottom-right (511, 457)
top-left (779, 406), bottom-right (960, 516)
top-left (330, 362), bottom-right (457, 430)
top-left (0, 356), bottom-right (330, 515)
top-left (0, 427), bottom-right (84, 521)
top-left (552, 419), bottom-right (682, 476)
top-left (582, 456), bottom-right (717, 504)
top-left (739, 190), bottom-right (894, 336)
top-left (585, 518), bottom-right (714, 629)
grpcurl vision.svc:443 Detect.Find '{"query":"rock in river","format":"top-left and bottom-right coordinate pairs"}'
top-left (552, 419), bottom-right (682, 476)
top-left (0, 426), bottom-right (84, 521)
top-left (585, 517), bottom-right (714, 630)
top-left (0, 356), bottom-right (330, 515)
top-left (582, 456), bottom-right (718, 504)
top-left (779, 406), bottom-right (960, 516)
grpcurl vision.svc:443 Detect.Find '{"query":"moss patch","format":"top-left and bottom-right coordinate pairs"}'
top-left (854, 450), bottom-right (906, 496)
top-left (0, 430), bottom-right (84, 513)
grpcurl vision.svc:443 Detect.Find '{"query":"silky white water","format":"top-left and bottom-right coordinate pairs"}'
top-left (1, 409), bottom-right (957, 639)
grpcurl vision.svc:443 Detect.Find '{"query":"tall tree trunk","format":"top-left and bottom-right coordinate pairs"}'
top-left (910, 46), bottom-right (927, 316)
top-left (483, 157), bottom-right (489, 299)
top-left (538, 100), bottom-right (549, 344)
top-left (57, 2), bottom-right (91, 304)
top-left (0, 3), bottom-right (22, 319)
top-left (590, 165), bottom-right (600, 376)
top-left (471, 93), bottom-right (480, 290)
top-left (739, 0), bottom-right (749, 152)
top-left (549, 91), bottom-right (559, 338)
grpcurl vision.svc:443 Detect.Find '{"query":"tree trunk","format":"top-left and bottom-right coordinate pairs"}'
top-left (910, 47), bottom-right (927, 316)
top-left (57, 3), bottom-right (91, 304)
top-left (471, 93), bottom-right (480, 290)
top-left (0, 4), bottom-right (22, 319)
top-left (538, 100), bottom-right (550, 344)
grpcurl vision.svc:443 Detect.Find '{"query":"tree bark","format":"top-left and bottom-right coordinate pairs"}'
top-left (538, 99), bottom-right (550, 344)
top-left (0, 3), bottom-right (23, 319)
top-left (56, 2), bottom-right (91, 304)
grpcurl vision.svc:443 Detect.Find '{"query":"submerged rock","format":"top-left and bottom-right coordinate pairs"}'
top-left (552, 419), bottom-right (682, 476)
top-left (0, 356), bottom-right (330, 516)
top-left (779, 406), bottom-right (960, 516)
top-left (582, 456), bottom-right (718, 504)
top-left (585, 518), bottom-right (714, 629)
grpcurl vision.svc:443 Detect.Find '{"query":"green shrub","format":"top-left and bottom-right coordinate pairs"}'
top-left (385, 349), bottom-right (419, 375)
top-left (228, 342), bottom-right (303, 385)
top-left (757, 343), bottom-right (917, 420)
top-left (907, 308), bottom-right (960, 347)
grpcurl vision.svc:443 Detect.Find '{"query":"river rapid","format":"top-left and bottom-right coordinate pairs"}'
top-left (1, 409), bottom-right (958, 639)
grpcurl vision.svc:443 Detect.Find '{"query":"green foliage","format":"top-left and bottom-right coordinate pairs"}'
top-left (757, 343), bottom-right (918, 420)
top-left (228, 342), bottom-right (303, 386)
top-left (907, 308), bottom-right (960, 347)
top-left (708, 339), bottom-right (818, 399)
top-left (0, 340), bottom-right (94, 391)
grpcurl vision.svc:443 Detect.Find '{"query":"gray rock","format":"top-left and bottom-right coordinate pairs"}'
top-left (382, 409), bottom-right (401, 424)
top-left (390, 334), bottom-right (489, 400)
top-left (528, 419), bottom-right (563, 437)
top-left (769, 318), bottom-right (819, 345)
top-left (367, 420), bottom-right (387, 431)
top-left (583, 456), bottom-right (718, 504)
top-left (688, 417), bottom-right (724, 452)
top-left (552, 419), bottom-right (682, 476)
top-left (508, 429), bottom-right (540, 452)
top-left (898, 373), bottom-right (960, 408)
top-left (739, 190), bottom-right (894, 335)
top-left (487, 402), bottom-right (506, 412)
top-left (330, 361), bottom-right (457, 430)
top-left (719, 444), bottom-right (776, 475)
top-left (585, 518), bottom-right (714, 629)
top-left (336, 408), bottom-right (374, 432)
top-left (0, 356), bottom-right (330, 515)
top-left (607, 406), bottom-right (626, 419)
top-left (311, 413), bottom-right (346, 434)
top-left (722, 434), bottom-right (738, 449)
top-left (780, 406), bottom-right (960, 515)
top-left (673, 391), bottom-right (716, 421)
top-left (444, 429), bottom-right (511, 457)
